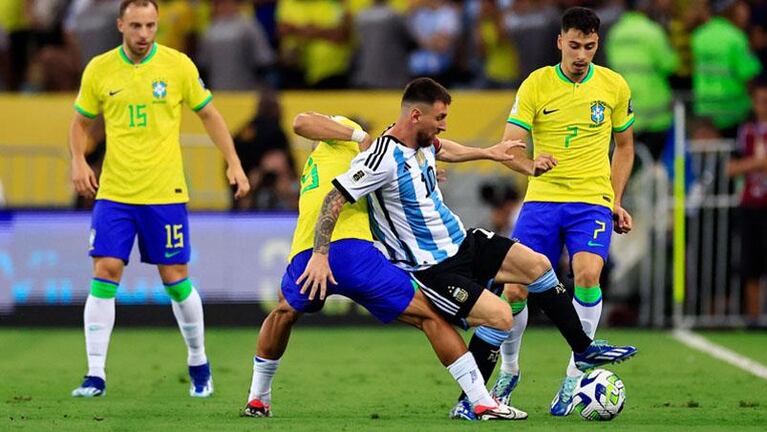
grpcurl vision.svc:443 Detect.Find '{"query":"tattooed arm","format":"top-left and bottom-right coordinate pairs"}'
top-left (295, 188), bottom-right (348, 300)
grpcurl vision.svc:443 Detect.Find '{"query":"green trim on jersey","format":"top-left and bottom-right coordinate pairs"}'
top-left (507, 117), bottom-right (532, 131)
top-left (119, 43), bottom-right (158, 65)
top-left (555, 63), bottom-right (594, 85)
top-left (613, 116), bottom-right (635, 132)
top-left (74, 103), bottom-right (97, 119)
top-left (192, 94), bottom-right (213, 112)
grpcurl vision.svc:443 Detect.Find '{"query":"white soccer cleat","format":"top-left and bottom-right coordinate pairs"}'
top-left (474, 403), bottom-right (528, 421)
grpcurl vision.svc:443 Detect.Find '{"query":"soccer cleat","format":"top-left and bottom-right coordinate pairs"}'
top-left (449, 397), bottom-right (477, 420)
top-left (573, 340), bottom-right (638, 371)
top-left (188, 363), bottom-right (213, 397)
top-left (489, 370), bottom-right (521, 406)
top-left (71, 376), bottom-right (106, 398)
top-left (242, 399), bottom-right (272, 417)
top-left (474, 403), bottom-right (528, 421)
top-left (550, 375), bottom-right (579, 416)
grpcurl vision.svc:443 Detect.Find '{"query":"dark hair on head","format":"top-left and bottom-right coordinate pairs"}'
top-left (120, 0), bottom-right (159, 17)
top-left (480, 182), bottom-right (519, 208)
top-left (751, 74), bottom-right (767, 91)
top-left (561, 7), bottom-right (600, 35)
top-left (402, 77), bottom-right (452, 106)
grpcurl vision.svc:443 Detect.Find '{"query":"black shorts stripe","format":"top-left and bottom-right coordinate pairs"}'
top-left (416, 282), bottom-right (460, 315)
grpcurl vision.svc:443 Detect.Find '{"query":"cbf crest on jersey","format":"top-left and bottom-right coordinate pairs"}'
top-left (590, 100), bottom-right (606, 125)
top-left (152, 80), bottom-right (167, 100)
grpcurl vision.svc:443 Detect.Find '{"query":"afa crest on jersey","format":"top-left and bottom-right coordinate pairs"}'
top-left (152, 80), bottom-right (167, 99)
top-left (590, 100), bottom-right (606, 125)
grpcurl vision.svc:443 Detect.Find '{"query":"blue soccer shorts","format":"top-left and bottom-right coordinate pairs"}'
top-left (89, 199), bottom-right (191, 265)
top-left (511, 202), bottom-right (613, 268)
top-left (281, 239), bottom-right (415, 323)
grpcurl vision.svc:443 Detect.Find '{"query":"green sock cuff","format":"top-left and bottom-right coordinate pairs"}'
top-left (91, 278), bottom-right (118, 299)
top-left (510, 300), bottom-right (527, 315)
top-left (574, 285), bottom-right (602, 306)
top-left (164, 278), bottom-right (193, 302)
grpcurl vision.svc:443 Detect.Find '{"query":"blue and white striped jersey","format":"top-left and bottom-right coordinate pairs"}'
top-left (332, 135), bottom-right (467, 271)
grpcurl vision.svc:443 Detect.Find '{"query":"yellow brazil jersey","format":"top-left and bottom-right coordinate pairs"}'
top-left (74, 43), bottom-right (212, 204)
top-left (288, 116), bottom-right (373, 261)
top-left (507, 64), bottom-right (634, 209)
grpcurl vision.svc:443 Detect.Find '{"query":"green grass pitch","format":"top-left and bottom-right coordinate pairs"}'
top-left (2, 328), bottom-right (766, 431)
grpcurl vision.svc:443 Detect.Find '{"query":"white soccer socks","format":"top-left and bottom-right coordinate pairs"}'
top-left (249, 356), bottom-right (280, 403)
top-left (447, 352), bottom-right (496, 407)
top-left (500, 302), bottom-right (528, 375)
top-left (567, 285), bottom-right (603, 377)
top-left (167, 280), bottom-right (208, 367)
top-left (84, 279), bottom-right (118, 380)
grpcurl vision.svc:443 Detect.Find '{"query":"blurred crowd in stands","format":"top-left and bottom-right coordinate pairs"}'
top-left (0, 1), bottom-right (762, 94)
top-left (1, 0), bottom-right (765, 142)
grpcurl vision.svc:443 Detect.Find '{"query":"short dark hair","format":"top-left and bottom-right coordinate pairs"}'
top-left (120, 0), bottom-right (159, 17)
top-left (402, 77), bottom-right (451, 106)
top-left (750, 74), bottom-right (767, 93)
top-left (561, 7), bottom-right (600, 35)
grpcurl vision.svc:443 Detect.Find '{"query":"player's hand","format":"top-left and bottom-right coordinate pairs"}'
top-left (613, 205), bottom-right (633, 234)
top-left (532, 154), bottom-right (557, 176)
top-left (227, 163), bottom-right (250, 199)
top-left (436, 168), bottom-right (448, 183)
top-left (296, 253), bottom-right (337, 301)
top-left (488, 139), bottom-right (526, 162)
top-left (71, 158), bottom-right (98, 198)
top-left (359, 132), bottom-right (373, 151)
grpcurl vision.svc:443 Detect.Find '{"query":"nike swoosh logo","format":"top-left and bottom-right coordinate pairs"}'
top-left (164, 250), bottom-right (182, 258)
top-left (543, 108), bottom-right (559, 115)
top-left (587, 240), bottom-right (604, 247)
top-left (109, 89), bottom-right (123, 96)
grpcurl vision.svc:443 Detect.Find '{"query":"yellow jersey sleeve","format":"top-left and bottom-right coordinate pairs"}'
top-left (181, 55), bottom-right (212, 111)
top-left (612, 76), bottom-right (635, 132)
top-left (74, 61), bottom-right (101, 119)
top-left (506, 75), bottom-right (537, 131)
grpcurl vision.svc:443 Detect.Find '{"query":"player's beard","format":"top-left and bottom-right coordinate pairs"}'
top-left (127, 39), bottom-right (153, 58)
top-left (571, 61), bottom-right (588, 77)
top-left (416, 130), bottom-right (435, 148)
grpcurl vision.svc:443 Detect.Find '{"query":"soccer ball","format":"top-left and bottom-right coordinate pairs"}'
top-left (572, 369), bottom-right (626, 421)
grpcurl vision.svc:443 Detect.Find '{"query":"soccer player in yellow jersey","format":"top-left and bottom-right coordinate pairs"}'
top-left (69, 0), bottom-right (249, 398)
top-left (242, 112), bottom-right (527, 420)
top-left (485, 7), bottom-right (637, 416)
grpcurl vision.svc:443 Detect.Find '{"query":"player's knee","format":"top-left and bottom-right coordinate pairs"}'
top-left (503, 284), bottom-right (528, 303)
top-left (273, 299), bottom-right (301, 324)
top-left (94, 262), bottom-right (122, 282)
top-left (575, 269), bottom-right (601, 287)
top-left (527, 264), bottom-right (560, 294)
top-left (528, 252), bottom-right (553, 282)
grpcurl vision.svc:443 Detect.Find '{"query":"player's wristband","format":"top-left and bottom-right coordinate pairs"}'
top-left (351, 129), bottom-right (368, 144)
